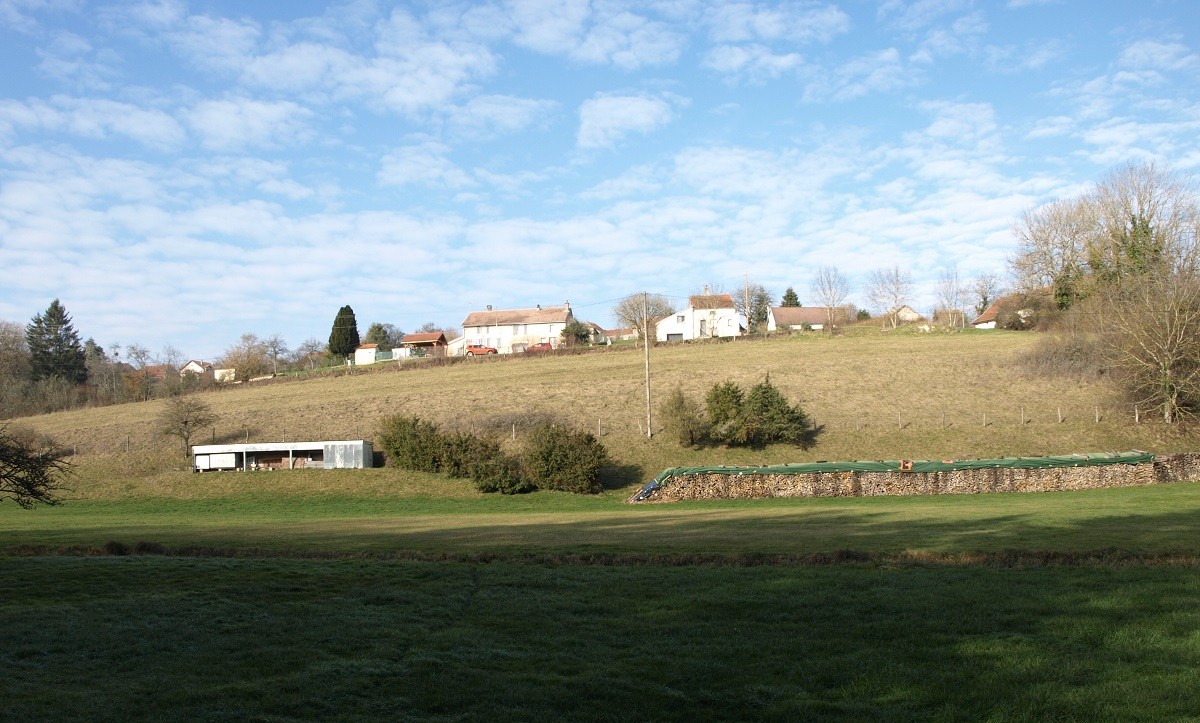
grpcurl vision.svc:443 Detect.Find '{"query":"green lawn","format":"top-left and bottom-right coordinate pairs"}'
top-left (3, 556), bottom-right (1199, 721)
top-left (4, 478), bottom-right (1200, 558)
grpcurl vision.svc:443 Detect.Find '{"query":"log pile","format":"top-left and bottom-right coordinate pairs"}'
top-left (636, 453), bottom-right (1200, 503)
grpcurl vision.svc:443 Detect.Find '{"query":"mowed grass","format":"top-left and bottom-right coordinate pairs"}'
top-left (3, 556), bottom-right (1200, 721)
top-left (6, 330), bottom-right (1200, 720)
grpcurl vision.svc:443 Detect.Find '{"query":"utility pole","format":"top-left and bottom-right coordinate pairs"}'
top-left (643, 291), bottom-right (652, 439)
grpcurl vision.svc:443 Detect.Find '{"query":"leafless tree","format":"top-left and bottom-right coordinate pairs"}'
top-left (934, 267), bottom-right (966, 328)
top-left (613, 293), bottom-right (675, 341)
top-left (864, 266), bottom-right (913, 328)
top-left (263, 334), bottom-right (289, 375)
top-left (159, 396), bottom-right (218, 459)
top-left (1097, 271), bottom-right (1200, 422)
top-left (972, 272), bottom-right (1002, 316)
top-left (733, 280), bottom-right (773, 334)
top-left (1012, 197), bottom-right (1093, 292)
top-left (293, 338), bottom-right (326, 370)
top-left (809, 266), bottom-right (851, 331)
top-left (220, 333), bottom-right (268, 381)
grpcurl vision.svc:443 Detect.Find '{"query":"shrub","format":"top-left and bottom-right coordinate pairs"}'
top-left (704, 377), bottom-right (815, 449)
top-left (705, 381), bottom-right (744, 437)
top-left (439, 432), bottom-right (502, 479)
top-left (470, 454), bottom-right (533, 494)
top-left (659, 385), bottom-right (709, 447)
top-left (521, 424), bottom-right (609, 494)
top-left (376, 415), bottom-right (443, 472)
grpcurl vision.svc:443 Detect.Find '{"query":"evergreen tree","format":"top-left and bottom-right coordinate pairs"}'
top-left (328, 305), bottom-right (360, 359)
top-left (781, 287), bottom-right (801, 307)
top-left (26, 299), bottom-right (87, 384)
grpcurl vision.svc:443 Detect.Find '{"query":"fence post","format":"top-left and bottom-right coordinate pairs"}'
top-left (1095, 406), bottom-right (1100, 424)
top-left (1057, 406), bottom-right (1062, 424)
top-left (1135, 405), bottom-right (1139, 424)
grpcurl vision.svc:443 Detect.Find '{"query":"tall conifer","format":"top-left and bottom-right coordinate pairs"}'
top-left (26, 299), bottom-right (87, 384)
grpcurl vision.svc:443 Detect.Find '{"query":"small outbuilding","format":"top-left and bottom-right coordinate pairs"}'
top-left (192, 440), bottom-right (373, 472)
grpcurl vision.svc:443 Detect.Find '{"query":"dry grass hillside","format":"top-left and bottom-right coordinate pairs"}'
top-left (13, 328), bottom-right (1191, 496)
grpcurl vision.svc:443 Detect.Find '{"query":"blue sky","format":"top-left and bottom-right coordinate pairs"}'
top-left (1, 0), bottom-right (1197, 362)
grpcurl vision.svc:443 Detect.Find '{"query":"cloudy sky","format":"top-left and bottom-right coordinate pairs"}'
top-left (1, 0), bottom-right (1197, 361)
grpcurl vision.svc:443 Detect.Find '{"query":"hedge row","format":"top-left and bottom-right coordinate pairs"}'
top-left (376, 415), bottom-right (608, 494)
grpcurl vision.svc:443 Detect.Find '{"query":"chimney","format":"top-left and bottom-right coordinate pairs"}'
top-left (536, 304), bottom-right (541, 310)
top-left (564, 300), bottom-right (570, 311)
top-left (703, 284), bottom-right (710, 295)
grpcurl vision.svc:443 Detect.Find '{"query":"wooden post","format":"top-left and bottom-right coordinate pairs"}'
top-left (1135, 405), bottom-right (1139, 424)
top-left (1095, 406), bottom-right (1100, 423)
top-left (1057, 407), bottom-right (1062, 424)
top-left (941, 411), bottom-right (946, 429)
top-left (512, 423), bottom-right (516, 441)
top-left (983, 412), bottom-right (987, 427)
top-left (897, 411), bottom-right (902, 430)
top-left (1021, 405), bottom-right (1025, 424)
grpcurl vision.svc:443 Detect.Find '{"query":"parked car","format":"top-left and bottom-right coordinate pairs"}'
top-left (525, 342), bottom-right (553, 352)
top-left (465, 345), bottom-right (497, 356)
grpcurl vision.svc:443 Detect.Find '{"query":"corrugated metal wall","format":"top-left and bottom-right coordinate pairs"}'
top-left (323, 442), bottom-right (373, 469)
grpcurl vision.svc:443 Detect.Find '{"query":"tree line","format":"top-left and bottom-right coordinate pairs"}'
top-left (0, 301), bottom-right (454, 419)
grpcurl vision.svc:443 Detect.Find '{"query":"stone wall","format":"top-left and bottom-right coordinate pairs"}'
top-left (634, 453), bottom-right (1200, 503)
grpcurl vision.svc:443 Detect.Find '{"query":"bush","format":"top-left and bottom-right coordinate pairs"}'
top-left (705, 381), bottom-right (744, 437)
top-left (703, 377), bottom-right (816, 449)
top-left (470, 454), bottom-right (533, 494)
top-left (376, 415), bottom-right (443, 472)
top-left (439, 432), bottom-right (502, 479)
top-left (521, 424), bottom-right (609, 494)
top-left (659, 385), bottom-right (709, 447)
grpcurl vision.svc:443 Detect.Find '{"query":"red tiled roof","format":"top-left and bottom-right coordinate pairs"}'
top-left (972, 300), bottom-right (1002, 326)
top-left (689, 294), bottom-right (735, 310)
top-left (402, 332), bottom-right (447, 345)
top-left (356, 343), bottom-right (379, 350)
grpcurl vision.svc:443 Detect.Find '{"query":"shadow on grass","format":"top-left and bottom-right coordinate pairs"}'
top-left (598, 463), bottom-right (644, 491)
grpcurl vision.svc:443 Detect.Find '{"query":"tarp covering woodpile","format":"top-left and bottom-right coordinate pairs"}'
top-left (631, 451), bottom-right (1179, 503)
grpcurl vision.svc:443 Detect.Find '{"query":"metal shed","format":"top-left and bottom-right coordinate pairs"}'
top-left (191, 440), bottom-right (373, 472)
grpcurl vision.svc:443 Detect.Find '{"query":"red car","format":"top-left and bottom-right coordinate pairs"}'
top-left (465, 345), bottom-right (497, 356)
top-left (525, 342), bottom-right (553, 352)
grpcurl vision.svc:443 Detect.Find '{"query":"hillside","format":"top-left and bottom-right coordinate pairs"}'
top-left (13, 328), bottom-right (1190, 498)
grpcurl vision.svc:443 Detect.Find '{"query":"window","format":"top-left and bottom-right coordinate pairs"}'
top-left (699, 319), bottom-right (707, 335)
top-left (676, 315), bottom-right (685, 323)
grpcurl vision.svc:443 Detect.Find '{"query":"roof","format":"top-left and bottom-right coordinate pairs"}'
top-left (462, 305), bottom-right (572, 327)
top-left (972, 299), bottom-right (1002, 326)
top-left (142, 364), bottom-right (170, 379)
top-left (770, 306), bottom-right (851, 326)
top-left (355, 343), bottom-right (379, 350)
top-left (688, 294), bottom-right (735, 310)
top-left (402, 332), bottom-right (447, 345)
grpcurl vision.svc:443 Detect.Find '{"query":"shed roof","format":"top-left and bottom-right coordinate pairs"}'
top-left (402, 332), bottom-right (447, 345)
top-left (972, 299), bottom-right (1002, 326)
top-left (462, 305), bottom-right (572, 327)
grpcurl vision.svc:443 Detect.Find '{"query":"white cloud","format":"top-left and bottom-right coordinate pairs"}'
top-left (1119, 39), bottom-right (1197, 72)
top-left (577, 93), bottom-right (678, 149)
top-left (0, 96), bottom-right (185, 150)
top-left (446, 94), bottom-right (556, 138)
top-left (706, 1), bottom-right (851, 44)
top-left (877, 0), bottom-right (972, 32)
top-left (804, 48), bottom-right (911, 102)
top-left (506, 0), bottom-right (684, 69)
top-left (187, 98), bottom-right (313, 151)
top-left (704, 43), bottom-right (805, 80)
top-left (378, 142), bottom-right (474, 189)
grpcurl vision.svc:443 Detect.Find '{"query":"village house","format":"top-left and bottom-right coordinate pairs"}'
top-left (460, 302), bottom-right (574, 354)
top-left (180, 360), bottom-right (214, 378)
top-left (656, 293), bottom-right (741, 342)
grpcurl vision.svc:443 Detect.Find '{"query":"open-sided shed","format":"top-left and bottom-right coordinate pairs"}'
top-left (192, 440), bottom-right (373, 472)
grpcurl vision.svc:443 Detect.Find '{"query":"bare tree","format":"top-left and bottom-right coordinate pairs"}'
top-left (0, 425), bottom-right (70, 508)
top-left (1012, 197), bottom-right (1093, 294)
top-left (972, 272), bottom-right (1002, 316)
top-left (809, 266), bottom-right (851, 332)
top-left (159, 396), bottom-right (218, 459)
top-left (293, 338), bottom-right (326, 370)
top-left (733, 280), bottom-right (773, 334)
top-left (864, 266), bottom-right (913, 328)
top-left (263, 334), bottom-right (289, 375)
top-left (220, 333), bottom-right (268, 381)
top-left (1098, 271), bottom-right (1200, 422)
top-left (934, 267), bottom-right (966, 328)
top-left (613, 293), bottom-right (675, 341)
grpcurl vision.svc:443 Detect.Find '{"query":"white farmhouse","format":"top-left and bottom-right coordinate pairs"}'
top-left (460, 302), bottom-right (574, 354)
top-left (656, 294), bottom-right (741, 342)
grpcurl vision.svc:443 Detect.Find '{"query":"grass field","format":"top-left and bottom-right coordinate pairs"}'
top-left (5, 330), bottom-right (1200, 720)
